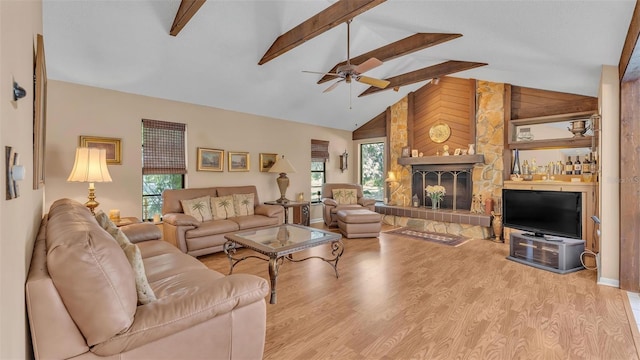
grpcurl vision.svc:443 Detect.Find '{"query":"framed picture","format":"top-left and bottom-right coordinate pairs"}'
top-left (33, 34), bottom-right (47, 189)
top-left (259, 153), bottom-right (277, 172)
top-left (454, 148), bottom-right (461, 156)
top-left (411, 149), bottom-right (419, 157)
top-left (79, 136), bottom-right (122, 164)
top-left (197, 148), bottom-right (224, 171)
top-left (401, 146), bottom-right (410, 158)
top-left (228, 151), bottom-right (250, 172)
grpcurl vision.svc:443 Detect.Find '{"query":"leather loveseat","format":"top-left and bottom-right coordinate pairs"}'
top-left (26, 198), bottom-right (269, 359)
top-left (321, 183), bottom-right (377, 227)
top-left (162, 185), bottom-right (284, 257)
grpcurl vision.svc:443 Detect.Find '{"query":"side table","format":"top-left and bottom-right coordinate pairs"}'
top-left (113, 217), bottom-right (142, 227)
top-left (264, 201), bottom-right (310, 226)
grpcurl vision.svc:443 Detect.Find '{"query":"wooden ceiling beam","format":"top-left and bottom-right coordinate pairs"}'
top-left (358, 60), bottom-right (487, 97)
top-left (170, 0), bottom-right (206, 37)
top-left (258, 0), bottom-right (386, 65)
top-left (318, 33), bottom-right (462, 84)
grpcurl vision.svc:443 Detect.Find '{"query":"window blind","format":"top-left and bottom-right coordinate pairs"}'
top-left (142, 119), bottom-right (187, 174)
top-left (311, 139), bottom-right (330, 162)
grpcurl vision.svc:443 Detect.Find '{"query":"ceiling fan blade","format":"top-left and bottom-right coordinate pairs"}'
top-left (357, 76), bottom-right (390, 89)
top-left (302, 70), bottom-right (340, 77)
top-left (354, 57), bottom-right (383, 74)
top-left (323, 80), bottom-right (343, 93)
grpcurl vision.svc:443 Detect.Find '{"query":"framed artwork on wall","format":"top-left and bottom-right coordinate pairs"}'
top-left (259, 153), bottom-right (277, 172)
top-left (79, 136), bottom-right (122, 164)
top-left (197, 148), bottom-right (224, 171)
top-left (33, 34), bottom-right (47, 189)
top-left (228, 152), bottom-right (250, 172)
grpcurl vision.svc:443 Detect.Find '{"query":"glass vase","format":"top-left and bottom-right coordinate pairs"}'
top-left (431, 197), bottom-right (440, 210)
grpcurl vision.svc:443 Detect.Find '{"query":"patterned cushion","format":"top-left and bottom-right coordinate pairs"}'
top-left (180, 196), bottom-right (213, 222)
top-left (332, 188), bottom-right (358, 205)
top-left (95, 211), bottom-right (157, 305)
top-left (211, 195), bottom-right (236, 219)
top-left (233, 193), bottom-right (255, 216)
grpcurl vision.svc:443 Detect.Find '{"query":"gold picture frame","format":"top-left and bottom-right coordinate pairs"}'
top-left (259, 153), bottom-right (277, 172)
top-left (33, 34), bottom-right (47, 189)
top-left (79, 136), bottom-right (122, 165)
top-left (228, 152), bottom-right (250, 172)
top-left (197, 148), bottom-right (224, 172)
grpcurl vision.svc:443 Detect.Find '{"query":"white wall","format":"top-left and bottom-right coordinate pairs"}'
top-left (45, 81), bottom-right (353, 223)
top-left (0, 1), bottom-right (45, 358)
top-left (598, 65), bottom-right (620, 286)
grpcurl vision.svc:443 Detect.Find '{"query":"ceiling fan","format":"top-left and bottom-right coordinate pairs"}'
top-left (303, 19), bottom-right (390, 94)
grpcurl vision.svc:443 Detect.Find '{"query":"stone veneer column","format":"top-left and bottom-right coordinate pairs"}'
top-left (388, 97), bottom-right (412, 206)
top-left (474, 81), bottom-right (505, 208)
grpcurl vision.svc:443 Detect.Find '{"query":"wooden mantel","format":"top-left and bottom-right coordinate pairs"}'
top-left (398, 154), bottom-right (485, 166)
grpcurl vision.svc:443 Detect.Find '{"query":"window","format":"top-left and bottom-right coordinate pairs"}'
top-left (142, 119), bottom-right (186, 220)
top-left (360, 142), bottom-right (384, 201)
top-left (311, 139), bottom-right (329, 203)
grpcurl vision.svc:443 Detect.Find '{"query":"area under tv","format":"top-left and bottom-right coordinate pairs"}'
top-left (507, 232), bottom-right (585, 274)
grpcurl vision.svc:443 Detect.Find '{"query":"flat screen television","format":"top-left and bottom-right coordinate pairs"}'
top-left (502, 189), bottom-right (582, 239)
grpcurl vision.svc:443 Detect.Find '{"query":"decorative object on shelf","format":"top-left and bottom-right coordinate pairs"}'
top-left (339, 150), bottom-right (348, 172)
top-left (429, 123), bottom-right (451, 143)
top-left (269, 155), bottom-right (297, 203)
top-left (454, 148), bottom-right (461, 156)
top-left (297, 192), bottom-right (305, 202)
top-left (516, 127), bottom-right (534, 141)
top-left (468, 143), bottom-right (475, 155)
top-left (419, 152), bottom-right (424, 157)
top-left (425, 185), bottom-right (445, 210)
top-left (512, 149), bottom-right (521, 175)
top-left (568, 119), bottom-right (590, 137)
top-left (197, 148), bottom-right (224, 171)
top-left (412, 194), bottom-right (419, 207)
top-left (67, 147), bottom-right (113, 214)
top-left (228, 151), bottom-right (250, 171)
top-left (401, 146), bottom-right (410, 158)
top-left (259, 153), bottom-right (277, 172)
top-left (79, 136), bottom-right (122, 165)
top-left (411, 149), bottom-right (418, 157)
top-left (442, 145), bottom-right (450, 156)
top-left (491, 210), bottom-right (503, 242)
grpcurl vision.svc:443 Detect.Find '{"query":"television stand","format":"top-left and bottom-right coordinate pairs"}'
top-left (507, 233), bottom-right (585, 274)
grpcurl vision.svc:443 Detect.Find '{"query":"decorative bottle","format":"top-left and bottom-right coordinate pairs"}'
top-left (565, 156), bottom-right (573, 175)
top-left (512, 149), bottom-right (521, 175)
top-left (468, 144), bottom-right (475, 155)
top-left (574, 156), bottom-right (582, 175)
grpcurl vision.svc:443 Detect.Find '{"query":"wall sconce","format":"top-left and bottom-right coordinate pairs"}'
top-left (5, 146), bottom-right (25, 200)
top-left (432, 77), bottom-right (440, 85)
top-left (339, 150), bottom-right (348, 172)
top-left (13, 81), bottom-right (26, 101)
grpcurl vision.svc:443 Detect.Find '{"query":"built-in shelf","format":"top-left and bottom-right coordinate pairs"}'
top-left (508, 136), bottom-right (593, 150)
top-left (398, 154), bottom-right (485, 166)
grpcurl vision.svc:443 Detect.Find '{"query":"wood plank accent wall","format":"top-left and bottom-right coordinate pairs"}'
top-left (620, 78), bottom-right (640, 292)
top-left (412, 77), bottom-right (475, 156)
top-left (510, 86), bottom-right (598, 119)
top-left (353, 110), bottom-right (386, 140)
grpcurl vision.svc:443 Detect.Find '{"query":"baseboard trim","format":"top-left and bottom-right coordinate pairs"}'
top-left (598, 277), bottom-right (620, 287)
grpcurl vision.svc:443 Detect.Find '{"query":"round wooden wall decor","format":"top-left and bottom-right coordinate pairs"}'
top-left (429, 123), bottom-right (451, 143)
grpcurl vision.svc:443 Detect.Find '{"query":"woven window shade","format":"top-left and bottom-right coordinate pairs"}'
top-left (142, 119), bottom-right (187, 175)
top-left (311, 139), bottom-right (330, 162)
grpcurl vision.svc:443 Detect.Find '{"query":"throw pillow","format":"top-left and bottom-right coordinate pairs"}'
top-left (332, 188), bottom-right (358, 205)
top-left (180, 196), bottom-right (213, 222)
top-left (211, 195), bottom-right (236, 219)
top-left (233, 193), bottom-right (255, 216)
top-left (95, 211), bottom-right (157, 305)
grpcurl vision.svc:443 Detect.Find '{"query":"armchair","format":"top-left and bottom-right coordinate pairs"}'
top-left (321, 183), bottom-right (377, 227)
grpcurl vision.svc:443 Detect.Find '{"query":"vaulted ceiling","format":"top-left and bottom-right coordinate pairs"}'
top-left (42, 0), bottom-right (634, 131)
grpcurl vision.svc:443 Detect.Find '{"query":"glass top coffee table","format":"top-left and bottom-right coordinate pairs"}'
top-left (224, 224), bottom-right (343, 304)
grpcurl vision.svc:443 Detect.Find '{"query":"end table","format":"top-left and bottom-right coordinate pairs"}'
top-left (264, 201), bottom-right (310, 226)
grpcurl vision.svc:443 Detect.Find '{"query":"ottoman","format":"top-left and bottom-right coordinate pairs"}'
top-left (336, 209), bottom-right (382, 238)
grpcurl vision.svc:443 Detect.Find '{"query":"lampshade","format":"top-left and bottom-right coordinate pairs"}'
top-left (385, 171), bottom-right (397, 182)
top-left (67, 147), bottom-right (113, 183)
top-left (67, 147), bottom-right (112, 214)
top-left (269, 155), bottom-right (297, 174)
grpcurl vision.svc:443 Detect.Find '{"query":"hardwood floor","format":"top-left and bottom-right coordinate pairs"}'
top-left (199, 225), bottom-right (639, 359)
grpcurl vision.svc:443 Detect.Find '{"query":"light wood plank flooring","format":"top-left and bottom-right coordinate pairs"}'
top-left (199, 225), bottom-right (639, 360)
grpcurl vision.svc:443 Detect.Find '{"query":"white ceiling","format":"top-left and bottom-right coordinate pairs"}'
top-left (42, 0), bottom-right (634, 131)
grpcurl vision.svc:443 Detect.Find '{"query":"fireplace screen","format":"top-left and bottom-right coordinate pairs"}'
top-left (411, 165), bottom-right (473, 210)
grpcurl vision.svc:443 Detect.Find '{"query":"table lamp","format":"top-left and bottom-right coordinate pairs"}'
top-left (67, 147), bottom-right (112, 214)
top-left (269, 155), bottom-right (297, 203)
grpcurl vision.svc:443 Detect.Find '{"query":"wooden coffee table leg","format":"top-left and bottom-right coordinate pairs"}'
top-left (268, 256), bottom-right (281, 304)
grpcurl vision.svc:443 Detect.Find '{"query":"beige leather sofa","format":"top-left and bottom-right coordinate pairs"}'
top-left (321, 183), bottom-right (377, 227)
top-left (26, 198), bottom-right (269, 359)
top-left (162, 185), bottom-right (284, 257)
